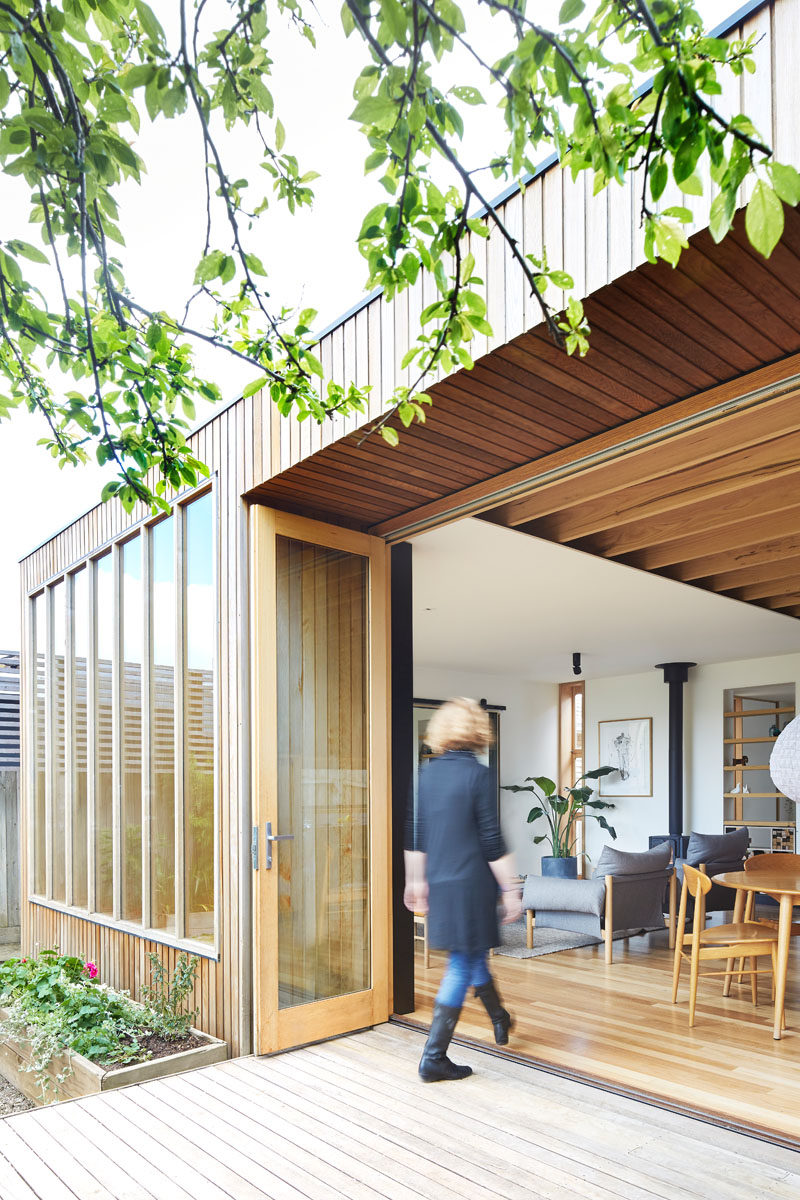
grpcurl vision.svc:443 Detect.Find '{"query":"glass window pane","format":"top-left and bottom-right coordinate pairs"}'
top-left (52, 582), bottom-right (66, 903)
top-left (72, 569), bottom-right (88, 908)
top-left (32, 594), bottom-right (46, 895)
top-left (151, 517), bottom-right (176, 933)
top-left (122, 538), bottom-right (143, 922)
top-left (184, 494), bottom-right (215, 943)
top-left (574, 689), bottom-right (583, 751)
top-left (276, 536), bottom-right (370, 1008)
top-left (95, 554), bottom-right (114, 915)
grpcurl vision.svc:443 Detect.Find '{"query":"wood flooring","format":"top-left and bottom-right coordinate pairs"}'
top-left (2, 1023), bottom-right (799, 1199)
top-left (407, 925), bottom-right (800, 1146)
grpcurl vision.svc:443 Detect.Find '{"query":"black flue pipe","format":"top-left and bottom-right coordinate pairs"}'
top-left (655, 662), bottom-right (696, 839)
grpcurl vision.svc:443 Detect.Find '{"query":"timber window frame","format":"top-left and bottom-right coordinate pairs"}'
top-left (24, 481), bottom-right (219, 960)
top-left (558, 681), bottom-right (586, 871)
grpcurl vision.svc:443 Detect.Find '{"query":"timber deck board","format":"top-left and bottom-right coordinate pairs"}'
top-left (1, 1024), bottom-right (798, 1199)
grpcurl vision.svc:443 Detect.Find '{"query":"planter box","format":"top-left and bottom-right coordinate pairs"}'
top-left (0, 1007), bottom-right (228, 1105)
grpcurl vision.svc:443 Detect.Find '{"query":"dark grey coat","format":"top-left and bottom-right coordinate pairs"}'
top-left (408, 750), bottom-right (507, 954)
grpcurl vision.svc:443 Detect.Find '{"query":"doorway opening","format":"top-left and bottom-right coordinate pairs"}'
top-left (396, 515), bottom-right (800, 1145)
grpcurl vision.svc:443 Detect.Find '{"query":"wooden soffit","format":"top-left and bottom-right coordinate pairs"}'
top-left (246, 206), bottom-right (800, 618)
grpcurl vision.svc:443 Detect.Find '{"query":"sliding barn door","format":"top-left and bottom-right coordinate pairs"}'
top-left (250, 506), bottom-right (390, 1053)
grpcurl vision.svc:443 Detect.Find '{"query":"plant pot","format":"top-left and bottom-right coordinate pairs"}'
top-left (541, 855), bottom-right (578, 878)
top-left (0, 1006), bottom-right (228, 1106)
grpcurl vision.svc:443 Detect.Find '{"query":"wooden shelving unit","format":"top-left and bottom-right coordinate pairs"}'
top-left (723, 693), bottom-right (795, 854)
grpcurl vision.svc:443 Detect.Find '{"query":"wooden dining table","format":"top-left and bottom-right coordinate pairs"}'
top-left (713, 869), bottom-right (800, 1040)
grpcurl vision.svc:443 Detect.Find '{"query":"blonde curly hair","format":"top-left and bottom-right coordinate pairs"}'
top-left (425, 696), bottom-right (494, 756)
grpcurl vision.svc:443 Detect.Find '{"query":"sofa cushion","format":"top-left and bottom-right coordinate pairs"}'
top-left (593, 841), bottom-right (672, 879)
top-left (521, 874), bottom-right (606, 916)
top-left (686, 828), bottom-right (748, 867)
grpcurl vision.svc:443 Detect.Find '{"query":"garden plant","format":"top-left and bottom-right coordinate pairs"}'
top-left (0, 948), bottom-right (200, 1101)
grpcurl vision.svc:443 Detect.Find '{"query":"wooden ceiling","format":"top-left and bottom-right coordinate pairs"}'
top-left (482, 383), bottom-right (800, 619)
top-left (248, 205), bottom-right (800, 619)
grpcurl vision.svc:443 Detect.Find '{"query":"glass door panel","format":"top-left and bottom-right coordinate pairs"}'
top-left (276, 537), bottom-right (370, 1009)
top-left (251, 507), bottom-right (389, 1055)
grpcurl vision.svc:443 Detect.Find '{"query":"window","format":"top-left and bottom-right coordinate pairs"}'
top-left (95, 553), bottom-right (114, 915)
top-left (32, 593), bottom-right (46, 896)
top-left (559, 681), bottom-right (586, 864)
top-left (151, 516), bottom-right (176, 934)
top-left (72, 567), bottom-right (89, 909)
top-left (184, 494), bottom-right (215, 944)
top-left (27, 488), bottom-right (216, 953)
top-left (121, 536), bottom-right (143, 922)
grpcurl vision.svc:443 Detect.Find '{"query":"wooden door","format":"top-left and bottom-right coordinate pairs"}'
top-left (250, 506), bottom-right (390, 1053)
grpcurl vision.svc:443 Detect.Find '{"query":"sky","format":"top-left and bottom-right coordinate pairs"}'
top-left (0, 0), bottom-right (739, 647)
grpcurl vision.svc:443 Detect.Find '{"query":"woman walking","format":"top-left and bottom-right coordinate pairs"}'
top-left (405, 697), bottom-right (522, 1082)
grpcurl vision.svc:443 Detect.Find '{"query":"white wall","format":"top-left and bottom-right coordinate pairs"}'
top-left (584, 653), bottom-right (800, 862)
top-left (413, 665), bottom-right (558, 874)
top-left (583, 672), bottom-right (670, 861)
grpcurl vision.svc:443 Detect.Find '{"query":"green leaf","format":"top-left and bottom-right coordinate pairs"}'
top-left (350, 97), bottom-right (397, 128)
top-left (135, 0), bottom-right (165, 44)
top-left (709, 189), bottom-right (735, 243)
top-left (661, 206), bottom-right (693, 223)
top-left (7, 240), bottom-right (48, 264)
top-left (745, 180), bottom-right (784, 258)
top-left (677, 172), bottom-right (703, 197)
top-left (451, 86), bottom-right (485, 106)
top-left (653, 217), bottom-right (689, 267)
top-left (559, 0), bottom-right (585, 22)
top-left (304, 351), bottom-right (324, 378)
top-left (275, 119), bottom-right (286, 152)
top-left (193, 249), bottom-right (224, 284)
top-left (242, 375), bottom-right (270, 399)
top-left (769, 162), bottom-right (800, 207)
top-left (380, 426), bottom-right (399, 446)
top-left (380, 0), bottom-right (407, 42)
top-left (673, 135), bottom-right (702, 185)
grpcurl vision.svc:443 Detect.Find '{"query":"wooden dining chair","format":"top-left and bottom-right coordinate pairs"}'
top-left (672, 863), bottom-right (780, 1027)
top-left (413, 912), bottom-right (430, 968)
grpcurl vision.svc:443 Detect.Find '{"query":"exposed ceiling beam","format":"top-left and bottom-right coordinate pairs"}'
top-left (633, 508), bottom-right (800, 573)
top-left (489, 389), bottom-right (800, 530)
top-left (729, 575), bottom-right (800, 602)
top-left (560, 474), bottom-right (800, 558)
top-left (524, 437), bottom-right (800, 544)
top-left (644, 528), bottom-right (800, 579)
top-left (694, 555), bottom-right (800, 592)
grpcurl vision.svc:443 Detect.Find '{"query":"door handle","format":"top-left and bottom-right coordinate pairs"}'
top-left (265, 821), bottom-right (295, 870)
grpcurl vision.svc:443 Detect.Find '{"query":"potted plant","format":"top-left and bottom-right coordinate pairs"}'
top-left (502, 767), bottom-right (617, 877)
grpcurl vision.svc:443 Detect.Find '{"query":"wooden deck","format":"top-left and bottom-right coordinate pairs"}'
top-left (1, 1023), bottom-right (799, 1198)
top-left (409, 927), bottom-right (800, 1147)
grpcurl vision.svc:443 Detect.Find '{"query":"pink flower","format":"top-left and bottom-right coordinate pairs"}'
top-left (85, 961), bottom-right (98, 979)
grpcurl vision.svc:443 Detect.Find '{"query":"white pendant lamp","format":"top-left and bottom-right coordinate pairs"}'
top-left (770, 716), bottom-right (800, 803)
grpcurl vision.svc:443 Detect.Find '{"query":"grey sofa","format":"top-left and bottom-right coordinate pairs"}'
top-left (522, 842), bottom-right (676, 963)
top-left (674, 827), bottom-right (749, 919)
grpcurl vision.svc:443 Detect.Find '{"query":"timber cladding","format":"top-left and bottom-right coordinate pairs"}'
top-left (19, 400), bottom-right (258, 1055)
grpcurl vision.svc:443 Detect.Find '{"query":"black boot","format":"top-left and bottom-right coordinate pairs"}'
top-left (474, 979), bottom-right (513, 1045)
top-left (418, 1004), bottom-right (473, 1082)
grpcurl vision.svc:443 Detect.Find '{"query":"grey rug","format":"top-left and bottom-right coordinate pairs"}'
top-left (494, 922), bottom-right (637, 959)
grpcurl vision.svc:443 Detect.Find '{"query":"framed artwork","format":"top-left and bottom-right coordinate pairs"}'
top-left (598, 717), bottom-right (653, 797)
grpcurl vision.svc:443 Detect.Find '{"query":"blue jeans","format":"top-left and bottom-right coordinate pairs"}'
top-left (436, 951), bottom-right (491, 1008)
